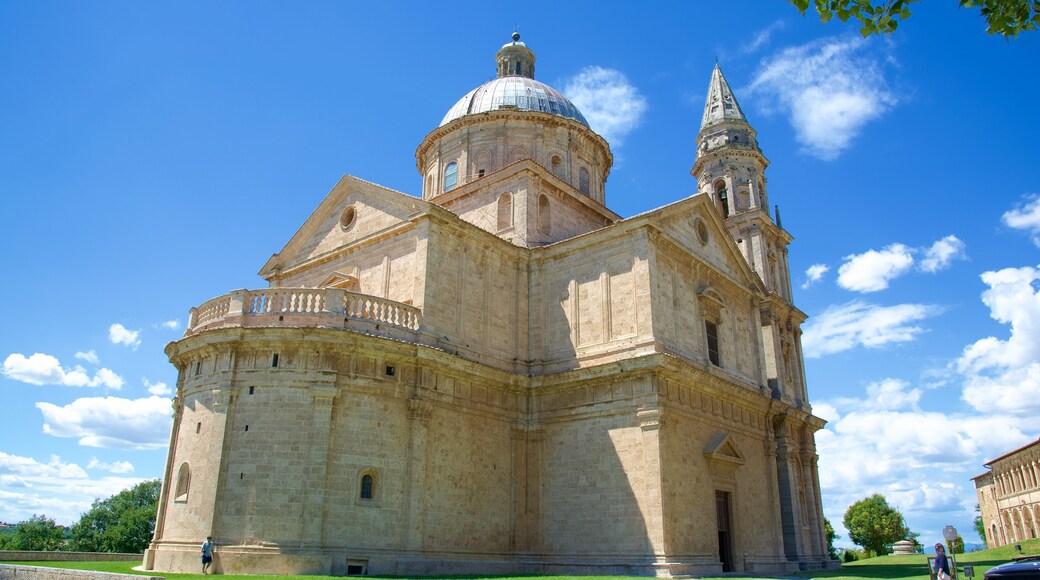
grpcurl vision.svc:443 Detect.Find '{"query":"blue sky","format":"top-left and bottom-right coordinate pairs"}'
top-left (1, 2), bottom-right (1038, 549)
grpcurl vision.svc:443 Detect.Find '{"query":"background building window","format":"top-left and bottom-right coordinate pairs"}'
top-left (360, 474), bottom-right (374, 499)
top-left (579, 167), bottom-right (590, 195)
top-left (444, 162), bottom-right (458, 192)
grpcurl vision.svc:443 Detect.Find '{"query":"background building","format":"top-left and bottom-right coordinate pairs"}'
top-left (974, 438), bottom-right (1040, 548)
top-left (143, 34), bottom-right (834, 577)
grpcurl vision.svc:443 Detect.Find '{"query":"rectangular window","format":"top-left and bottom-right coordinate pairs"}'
top-left (271, 353), bottom-right (279, 368)
top-left (249, 386), bottom-right (255, 395)
top-left (706, 321), bottom-right (721, 367)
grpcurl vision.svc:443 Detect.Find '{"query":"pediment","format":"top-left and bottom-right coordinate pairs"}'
top-left (319, 270), bottom-right (360, 290)
top-left (259, 175), bottom-right (428, 281)
top-left (643, 194), bottom-right (766, 294)
top-left (704, 432), bottom-right (745, 467)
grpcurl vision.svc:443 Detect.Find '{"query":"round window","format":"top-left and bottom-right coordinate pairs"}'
top-left (695, 218), bottom-right (709, 245)
top-left (340, 205), bottom-right (357, 231)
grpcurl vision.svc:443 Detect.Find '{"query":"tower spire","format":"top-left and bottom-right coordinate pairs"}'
top-left (700, 64), bottom-right (748, 129)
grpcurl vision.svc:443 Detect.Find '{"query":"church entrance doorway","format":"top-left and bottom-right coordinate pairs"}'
top-left (716, 490), bottom-right (734, 572)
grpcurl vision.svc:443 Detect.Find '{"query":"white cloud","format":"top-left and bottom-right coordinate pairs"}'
top-left (815, 382), bottom-right (1034, 547)
top-left (0, 451), bottom-right (149, 526)
top-left (160, 319), bottom-right (180, 330)
top-left (802, 300), bottom-right (939, 358)
top-left (837, 243), bottom-right (914, 292)
top-left (144, 378), bottom-right (173, 396)
top-left (739, 20), bottom-right (785, 55)
top-left (74, 350), bottom-right (99, 365)
top-left (920, 235), bottom-right (967, 273)
top-left (2, 353), bottom-right (124, 389)
top-left (35, 395), bottom-right (172, 450)
top-left (802, 263), bottom-right (830, 288)
top-left (0, 452), bottom-right (88, 480)
top-left (109, 323), bottom-right (141, 350)
top-left (958, 265), bottom-right (1040, 415)
top-left (86, 458), bottom-right (134, 474)
top-left (563, 66), bottom-right (647, 147)
top-left (748, 37), bottom-right (896, 160)
top-left (1003, 195), bottom-right (1040, 246)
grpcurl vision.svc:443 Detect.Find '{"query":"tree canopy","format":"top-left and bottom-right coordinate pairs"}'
top-left (787, 0), bottom-right (1040, 38)
top-left (0, 514), bottom-right (67, 551)
top-left (69, 479), bottom-right (161, 554)
top-left (843, 493), bottom-right (910, 556)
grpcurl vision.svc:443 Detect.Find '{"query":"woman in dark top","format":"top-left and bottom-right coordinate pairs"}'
top-left (934, 543), bottom-right (951, 580)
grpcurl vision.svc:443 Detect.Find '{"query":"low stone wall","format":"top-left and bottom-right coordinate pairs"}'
top-left (0, 565), bottom-right (162, 580)
top-left (0, 554), bottom-right (140, 563)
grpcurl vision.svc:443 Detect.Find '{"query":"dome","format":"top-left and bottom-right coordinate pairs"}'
top-left (438, 33), bottom-right (589, 128)
top-left (439, 76), bottom-right (589, 127)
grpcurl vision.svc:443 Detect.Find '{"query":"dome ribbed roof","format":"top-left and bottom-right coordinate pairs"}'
top-left (439, 76), bottom-right (589, 127)
top-left (438, 33), bottom-right (589, 128)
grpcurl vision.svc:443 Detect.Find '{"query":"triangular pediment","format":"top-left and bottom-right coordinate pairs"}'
top-left (259, 175), bottom-right (429, 282)
top-left (704, 432), bottom-right (745, 467)
top-left (319, 270), bottom-right (360, 290)
top-left (640, 194), bottom-right (767, 294)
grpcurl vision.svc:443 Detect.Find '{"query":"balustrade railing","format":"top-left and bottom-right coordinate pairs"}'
top-left (186, 288), bottom-right (421, 335)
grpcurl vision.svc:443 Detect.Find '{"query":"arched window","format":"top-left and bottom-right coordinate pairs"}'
top-left (475, 150), bottom-right (491, 179)
top-left (579, 167), bottom-right (590, 195)
top-left (443, 162), bottom-right (458, 192)
top-left (497, 193), bottom-right (512, 231)
top-left (357, 469), bottom-right (379, 505)
top-left (175, 463), bottom-right (191, 502)
top-left (537, 195), bottom-right (550, 236)
top-left (510, 147), bottom-right (527, 164)
top-left (713, 179), bottom-right (729, 217)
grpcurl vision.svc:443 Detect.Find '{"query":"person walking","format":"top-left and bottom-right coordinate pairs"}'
top-left (934, 543), bottom-right (952, 580)
top-left (201, 536), bottom-right (215, 575)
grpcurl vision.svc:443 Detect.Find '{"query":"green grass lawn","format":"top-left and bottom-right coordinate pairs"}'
top-left (795, 538), bottom-right (1040, 580)
top-left (5, 538), bottom-right (1039, 580)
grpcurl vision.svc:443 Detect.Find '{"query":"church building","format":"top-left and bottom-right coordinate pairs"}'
top-left (143, 34), bottom-right (835, 577)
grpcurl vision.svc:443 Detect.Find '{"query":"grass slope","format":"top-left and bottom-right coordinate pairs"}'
top-left (5, 538), bottom-right (1039, 580)
top-left (797, 538), bottom-right (1040, 580)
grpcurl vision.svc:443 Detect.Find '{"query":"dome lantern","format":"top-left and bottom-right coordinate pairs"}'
top-left (496, 32), bottom-right (536, 79)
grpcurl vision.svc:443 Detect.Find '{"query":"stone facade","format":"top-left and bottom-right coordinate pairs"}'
top-left (143, 35), bottom-right (835, 577)
top-left (973, 438), bottom-right (1040, 547)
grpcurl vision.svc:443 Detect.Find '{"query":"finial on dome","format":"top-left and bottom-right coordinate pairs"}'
top-left (512, 31), bottom-right (520, 42)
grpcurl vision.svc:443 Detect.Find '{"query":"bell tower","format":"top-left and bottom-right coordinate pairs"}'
top-left (691, 65), bottom-right (808, 408)
top-left (691, 64), bottom-right (793, 302)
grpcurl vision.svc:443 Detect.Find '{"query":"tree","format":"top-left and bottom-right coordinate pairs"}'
top-left (950, 534), bottom-right (966, 554)
top-left (787, 0), bottom-right (1040, 38)
top-left (843, 494), bottom-right (909, 556)
top-left (70, 479), bottom-right (161, 553)
top-left (974, 504), bottom-right (987, 543)
top-left (4, 514), bottom-right (67, 551)
top-left (825, 518), bottom-right (840, 560)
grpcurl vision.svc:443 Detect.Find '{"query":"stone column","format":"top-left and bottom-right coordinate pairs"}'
top-left (404, 396), bottom-right (432, 550)
top-left (801, 450), bottom-right (825, 558)
top-left (511, 423), bottom-right (542, 553)
top-left (301, 385), bottom-right (338, 547)
top-left (773, 422), bottom-right (802, 562)
top-left (637, 407), bottom-right (666, 558)
top-left (763, 437), bottom-right (785, 562)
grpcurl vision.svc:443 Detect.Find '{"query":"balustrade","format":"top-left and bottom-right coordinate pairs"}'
top-left (185, 288), bottom-right (421, 335)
